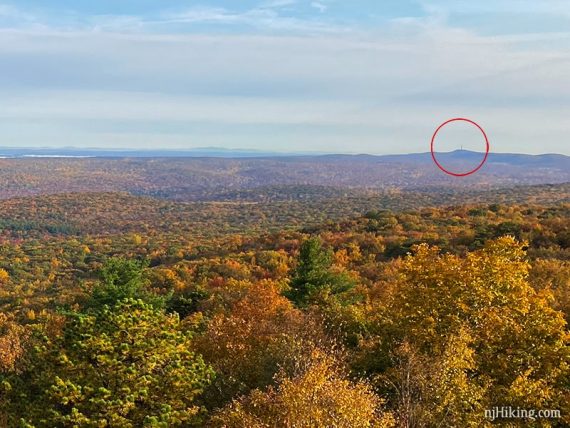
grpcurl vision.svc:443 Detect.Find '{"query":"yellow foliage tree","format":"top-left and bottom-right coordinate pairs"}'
top-left (0, 269), bottom-right (9, 284)
top-left (0, 313), bottom-right (29, 374)
top-left (211, 348), bottom-right (394, 428)
top-left (363, 236), bottom-right (569, 425)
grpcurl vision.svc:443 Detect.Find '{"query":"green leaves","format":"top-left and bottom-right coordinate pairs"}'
top-left (286, 237), bottom-right (354, 306)
top-left (18, 299), bottom-right (214, 427)
top-left (87, 258), bottom-right (167, 311)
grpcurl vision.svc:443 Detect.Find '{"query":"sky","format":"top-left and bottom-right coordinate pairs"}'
top-left (0, 1), bottom-right (569, 154)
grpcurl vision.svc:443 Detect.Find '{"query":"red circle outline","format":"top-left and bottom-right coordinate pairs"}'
top-left (430, 118), bottom-right (490, 177)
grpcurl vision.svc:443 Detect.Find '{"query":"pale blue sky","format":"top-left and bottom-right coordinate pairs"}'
top-left (0, 1), bottom-right (569, 154)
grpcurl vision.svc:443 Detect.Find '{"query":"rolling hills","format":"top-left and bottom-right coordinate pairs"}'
top-left (0, 150), bottom-right (567, 201)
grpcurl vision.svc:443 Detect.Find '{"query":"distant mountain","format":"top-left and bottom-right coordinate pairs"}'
top-left (319, 150), bottom-right (570, 169)
top-left (487, 152), bottom-right (570, 169)
top-left (0, 147), bottom-right (567, 168)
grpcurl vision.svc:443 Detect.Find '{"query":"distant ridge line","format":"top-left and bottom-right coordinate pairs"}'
top-left (0, 147), bottom-right (567, 160)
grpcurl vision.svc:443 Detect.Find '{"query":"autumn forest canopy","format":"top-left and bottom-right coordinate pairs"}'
top-left (0, 158), bottom-right (568, 427)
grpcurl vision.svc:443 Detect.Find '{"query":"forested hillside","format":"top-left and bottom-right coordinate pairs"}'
top-left (0, 183), bottom-right (568, 426)
top-left (0, 156), bottom-right (568, 200)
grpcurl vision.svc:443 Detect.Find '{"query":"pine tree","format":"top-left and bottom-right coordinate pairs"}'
top-left (286, 237), bottom-right (353, 306)
top-left (18, 299), bottom-right (214, 427)
top-left (88, 257), bottom-right (165, 310)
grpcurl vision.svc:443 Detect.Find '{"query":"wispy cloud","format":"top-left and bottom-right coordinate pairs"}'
top-left (0, 4), bottom-right (30, 19)
top-left (0, 3), bottom-right (43, 28)
top-left (311, 2), bottom-right (327, 13)
top-left (154, 5), bottom-right (341, 34)
top-left (0, 1), bottom-right (568, 153)
top-left (0, 2), bottom-right (343, 34)
top-left (259, 0), bottom-right (298, 9)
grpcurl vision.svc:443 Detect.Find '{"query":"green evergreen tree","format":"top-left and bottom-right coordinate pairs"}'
top-left (88, 257), bottom-right (165, 310)
top-left (286, 237), bottom-right (353, 306)
top-left (18, 299), bottom-right (214, 427)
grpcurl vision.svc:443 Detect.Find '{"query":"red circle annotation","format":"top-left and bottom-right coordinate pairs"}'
top-left (430, 118), bottom-right (490, 177)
